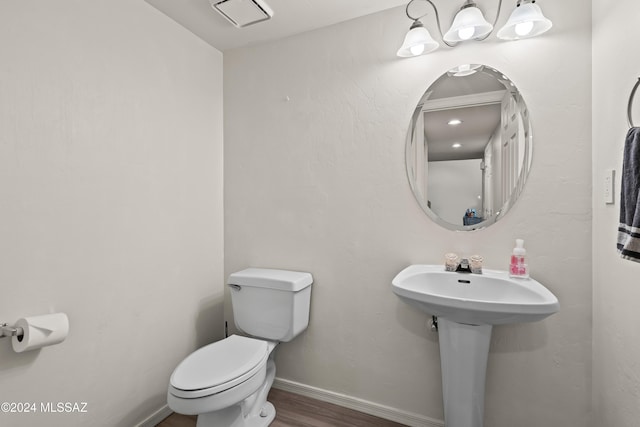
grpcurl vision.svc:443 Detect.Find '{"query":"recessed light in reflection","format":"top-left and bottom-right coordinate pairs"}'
top-left (452, 143), bottom-right (462, 148)
top-left (447, 64), bottom-right (484, 77)
top-left (448, 119), bottom-right (463, 126)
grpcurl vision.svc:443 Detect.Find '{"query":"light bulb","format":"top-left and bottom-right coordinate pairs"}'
top-left (410, 44), bottom-right (425, 56)
top-left (458, 27), bottom-right (475, 40)
top-left (515, 21), bottom-right (534, 36)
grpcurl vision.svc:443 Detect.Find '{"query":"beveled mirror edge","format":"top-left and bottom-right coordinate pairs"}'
top-left (404, 65), bottom-right (534, 232)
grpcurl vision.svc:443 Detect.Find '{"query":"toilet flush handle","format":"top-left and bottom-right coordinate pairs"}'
top-left (228, 284), bottom-right (242, 291)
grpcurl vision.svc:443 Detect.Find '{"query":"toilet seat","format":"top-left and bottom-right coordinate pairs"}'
top-left (169, 335), bottom-right (269, 399)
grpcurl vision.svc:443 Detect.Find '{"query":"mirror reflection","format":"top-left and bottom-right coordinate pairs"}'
top-left (406, 65), bottom-right (532, 231)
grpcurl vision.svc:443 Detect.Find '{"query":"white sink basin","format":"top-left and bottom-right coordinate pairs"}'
top-left (392, 264), bottom-right (560, 325)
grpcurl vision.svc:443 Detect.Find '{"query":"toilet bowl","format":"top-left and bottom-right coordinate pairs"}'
top-left (167, 268), bottom-right (313, 427)
top-left (168, 335), bottom-right (278, 427)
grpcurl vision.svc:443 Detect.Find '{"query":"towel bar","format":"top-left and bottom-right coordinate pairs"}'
top-left (628, 77), bottom-right (640, 128)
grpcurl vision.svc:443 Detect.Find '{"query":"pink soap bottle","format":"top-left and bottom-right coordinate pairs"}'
top-left (509, 239), bottom-right (529, 278)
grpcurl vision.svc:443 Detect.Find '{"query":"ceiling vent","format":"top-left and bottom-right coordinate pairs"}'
top-left (209, 0), bottom-right (274, 28)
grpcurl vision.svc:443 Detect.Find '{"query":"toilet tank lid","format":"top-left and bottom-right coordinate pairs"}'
top-left (228, 268), bottom-right (313, 292)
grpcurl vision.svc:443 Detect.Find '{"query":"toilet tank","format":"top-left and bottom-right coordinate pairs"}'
top-left (228, 268), bottom-right (313, 342)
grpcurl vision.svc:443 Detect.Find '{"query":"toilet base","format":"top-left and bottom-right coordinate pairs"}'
top-left (247, 401), bottom-right (275, 427)
top-left (196, 401), bottom-right (275, 427)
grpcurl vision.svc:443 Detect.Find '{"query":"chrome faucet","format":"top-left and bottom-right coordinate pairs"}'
top-left (445, 253), bottom-right (483, 273)
top-left (455, 258), bottom-right (472, 273)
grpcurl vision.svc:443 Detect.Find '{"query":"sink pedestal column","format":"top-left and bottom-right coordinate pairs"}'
top-left (438, 318), bottom-right (492, 427)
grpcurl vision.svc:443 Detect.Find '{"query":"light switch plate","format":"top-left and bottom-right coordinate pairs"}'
top-left (604, 169), bottom-right (615, 204)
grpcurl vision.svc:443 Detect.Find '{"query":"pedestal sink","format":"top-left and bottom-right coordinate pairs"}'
top-left (392, 265), bottom-right (559, 427)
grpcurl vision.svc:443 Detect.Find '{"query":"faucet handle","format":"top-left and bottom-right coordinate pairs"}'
top-left (444, 253), bottom-right (459, 271)
top-left (469, 255), bottom-right (483, 274)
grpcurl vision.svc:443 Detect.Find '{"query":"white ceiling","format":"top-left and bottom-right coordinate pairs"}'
top-left (425, 104), bottom-right (502, 161)
top-left (145, 0), bottom-right (408, 51)
top-left (423, 72), bottom-right (507, 162)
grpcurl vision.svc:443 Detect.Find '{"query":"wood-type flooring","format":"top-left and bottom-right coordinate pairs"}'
top-left (156, 388), bottom-right (407, 427)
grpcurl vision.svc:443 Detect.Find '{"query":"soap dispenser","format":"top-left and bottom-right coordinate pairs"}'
top-left (509, 239), bottom-right (529, 278)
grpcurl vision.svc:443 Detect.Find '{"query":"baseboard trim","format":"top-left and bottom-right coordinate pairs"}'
top-left (272, 377), bottom-right (444, 427)
top-left (134, 380), bottom-right (444, 427)
top-left (134, 404), bottom-right (173, 427)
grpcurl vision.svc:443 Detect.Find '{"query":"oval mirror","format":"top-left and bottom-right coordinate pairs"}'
top-left (406, 65), bottom-right (532, 231)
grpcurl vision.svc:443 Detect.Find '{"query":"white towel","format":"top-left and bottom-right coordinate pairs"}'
top-left (617, 127), bottom-right (640, 262)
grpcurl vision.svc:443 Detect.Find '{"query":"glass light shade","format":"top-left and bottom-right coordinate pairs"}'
top-left (497, 2), bottom-right (552, 40)
top-left (443, 5), bottom-right (493, 43)
top-left (397, 22), bottom-right (440, 57)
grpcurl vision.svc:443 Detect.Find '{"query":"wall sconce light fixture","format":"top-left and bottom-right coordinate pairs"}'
top-left (397, 0), bottom-right (552, 57)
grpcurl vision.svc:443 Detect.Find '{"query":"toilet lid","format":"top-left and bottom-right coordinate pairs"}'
top-left (170, 335), bottom-right (268, 397)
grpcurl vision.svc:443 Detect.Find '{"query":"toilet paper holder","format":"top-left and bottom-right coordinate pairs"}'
top-left (0, 323), bottom-right (24, 339)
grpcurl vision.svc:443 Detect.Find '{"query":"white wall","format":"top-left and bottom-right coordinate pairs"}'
top-left (592, 1), bottom-right (640, 425)
top-left (225, 1), bottom-right (592, 426)
top-left (0, 1), bottom-right (224, 426)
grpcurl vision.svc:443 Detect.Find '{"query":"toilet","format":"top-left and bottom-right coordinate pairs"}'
top-left (167, 268), bottom-right (313, 427)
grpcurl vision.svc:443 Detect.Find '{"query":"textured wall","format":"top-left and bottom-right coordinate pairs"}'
top-left (0, 1), bottom-right (224, 425)
top-left (592, 1), bottom-right (640, 426)
top-left (225, 1), bottom-right (591, 426)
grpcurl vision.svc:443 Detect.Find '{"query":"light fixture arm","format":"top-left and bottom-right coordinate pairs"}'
top-left (406, 0), bottom-right (505, 45)
top-left (405, 0), bottom-right (457, 48)
top-left (398, 0), bottom-right (552, 57)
